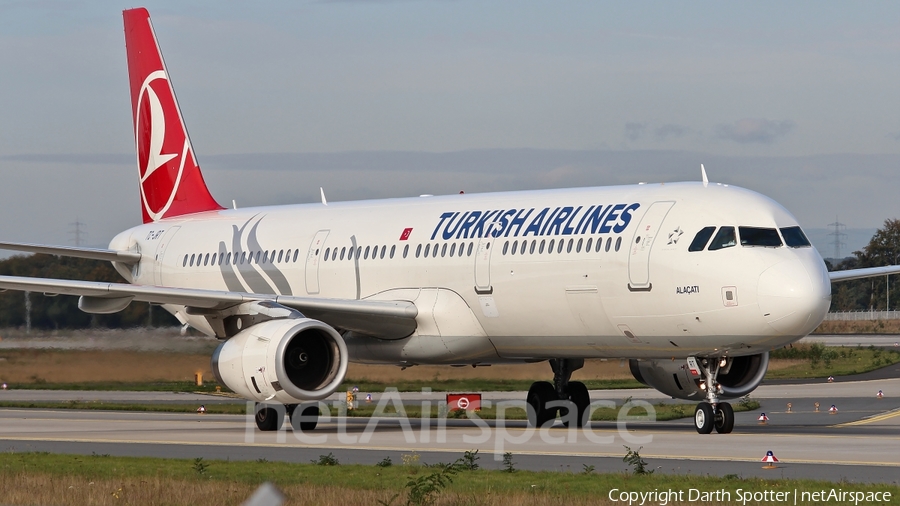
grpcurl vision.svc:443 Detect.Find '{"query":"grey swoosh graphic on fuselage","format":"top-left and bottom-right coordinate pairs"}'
top-left (217, 240), bottom-right (245, 292)
top-left (231, 215), bottom-right (276, 294)
top-left (247, 219), bottom-right (293, 296)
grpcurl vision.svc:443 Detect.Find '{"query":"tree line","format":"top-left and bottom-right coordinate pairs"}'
top-left (828, 218), bottom-right (900, 311)
top-left (0, 254), bottom-right (178, 329)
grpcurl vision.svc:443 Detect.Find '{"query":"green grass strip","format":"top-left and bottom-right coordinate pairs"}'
top-left (0, 451), bottom-right (896, 502)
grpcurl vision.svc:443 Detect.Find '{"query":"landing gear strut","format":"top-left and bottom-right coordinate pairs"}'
top-left (693, 356), bottom-right (734, 434)
top-left (526, 359), bottom-right (590, 428)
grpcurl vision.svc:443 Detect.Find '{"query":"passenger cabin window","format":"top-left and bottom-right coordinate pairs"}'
top-left (739, 227), bottom-right (782, 247)
top-left (780, 226), bottom-right (812, 248)
top-left (688, 226), bottom-right (716, 252)
top-left (708, 226), bottom-right (737, 251)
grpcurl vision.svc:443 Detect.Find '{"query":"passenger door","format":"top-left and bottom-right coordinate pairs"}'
top-left (305, 230), bottom-right (330, 295)
top-left (628, 201), bottom-right (675, 291)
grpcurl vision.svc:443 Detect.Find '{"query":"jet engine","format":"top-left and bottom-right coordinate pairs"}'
top-left (212, 318), bottom-right (348, 403)
top-left (629, 353), bottom-right (769, 401)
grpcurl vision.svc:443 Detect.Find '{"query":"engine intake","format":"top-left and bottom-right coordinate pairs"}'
top-left (212, 318), bottom-right (348, 403)
top-left (629, 352), bottom-right (769, 400)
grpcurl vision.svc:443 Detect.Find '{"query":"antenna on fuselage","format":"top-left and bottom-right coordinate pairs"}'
top-left (320, 187), bottom-right (328, 206)
top-left (700, 164), bottom-right (709, 187)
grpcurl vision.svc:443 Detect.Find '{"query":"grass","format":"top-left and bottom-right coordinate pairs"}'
top-left (0, 399), bottom-right (760, 422)
top-left (766, 343), bottom-right (900, 379)
top-left (4, 380), bottom-right (227, 393)
top-left (0, 452), bottom-right (895, 506)
top-left (1, 335), bottom-right (898, 394)
top-left (813, 319), bottom-right (900, 334)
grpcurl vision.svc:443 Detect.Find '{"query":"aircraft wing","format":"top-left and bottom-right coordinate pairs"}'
top-left (829, 265), bottom-right (900, 282)
top-left (0, 275), bottom-right (417, 339)
top-left (0, 241), bottom-right (141, 264)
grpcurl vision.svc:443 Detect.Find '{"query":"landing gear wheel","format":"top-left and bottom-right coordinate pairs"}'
top-left (526, 381), bottom-right (558, 428)
top-left (255, 403), bottom-right (284, 431)
top-left (694, 402), bottom-right (714, 434)
top-left (714, 402), bottom-right (734, 434)
top-left (563, 381), bottom-right (591, 428)
top-left (290, 404), bottom-right (320, 431)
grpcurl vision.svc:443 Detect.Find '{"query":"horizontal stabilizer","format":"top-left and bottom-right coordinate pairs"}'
top-left (0, 242), bottom-right (142, 264)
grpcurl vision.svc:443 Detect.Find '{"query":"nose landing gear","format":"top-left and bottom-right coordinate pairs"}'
top-left (693, 356), bottom-right (734, 434)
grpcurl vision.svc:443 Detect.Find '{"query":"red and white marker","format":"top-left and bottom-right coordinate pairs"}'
top-left (757, 413), bottom-right (769, 424)
top-left (877, 390), bottom-right (884, 399)
top-left (829, 404), bottom-right (838, 414)
top-left (827, 376), bottom-right (835, 383)
top-left (761, 450), bottom-right (779, 469)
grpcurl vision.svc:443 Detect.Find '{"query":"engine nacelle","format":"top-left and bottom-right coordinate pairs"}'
top-left (212, 318), bottom-right (348, 403)
top-left (629, 353), bottom-right (769, 401)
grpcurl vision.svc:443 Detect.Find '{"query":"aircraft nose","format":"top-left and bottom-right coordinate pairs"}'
top-left (757, 256), bottom-right (831, 335)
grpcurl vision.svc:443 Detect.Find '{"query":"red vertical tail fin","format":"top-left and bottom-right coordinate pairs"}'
top-left (123, 8), bottom-right (223, 224)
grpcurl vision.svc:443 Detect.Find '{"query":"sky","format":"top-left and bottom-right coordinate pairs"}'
top-left (0, 1), bottom-right (899, 256)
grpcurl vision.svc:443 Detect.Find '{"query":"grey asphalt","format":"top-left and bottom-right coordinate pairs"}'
top-left (1, 378), bottom-right (898, 484)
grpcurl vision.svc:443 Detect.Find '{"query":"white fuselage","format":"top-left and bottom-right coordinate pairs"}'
top-left (110, 181), bottom-right (832, 364)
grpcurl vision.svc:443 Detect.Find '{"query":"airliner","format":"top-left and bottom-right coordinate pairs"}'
top-left (1, 8), bottom-right (895, 435)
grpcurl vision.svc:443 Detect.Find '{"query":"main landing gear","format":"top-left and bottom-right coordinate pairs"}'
top-left (526, 358), bottom-right (591, 428)
top-left (254, 403), bottom-right (319, 431)
top-left (693, 357), bottom-right (734, 434)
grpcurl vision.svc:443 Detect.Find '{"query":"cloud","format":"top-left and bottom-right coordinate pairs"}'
top-left (624, 122), bottom-right (646, 142)
top-left (889, 132), bottom-right (900, 141)
top-left (715, 118), bottom-right (795, 144)
top-left (654, 124), bottom-right (690, 141)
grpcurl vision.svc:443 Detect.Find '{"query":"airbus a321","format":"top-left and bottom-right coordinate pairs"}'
top-left (1, 8), bottom-right (894, 434)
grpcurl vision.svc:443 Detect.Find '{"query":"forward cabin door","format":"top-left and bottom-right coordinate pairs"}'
top-left (627, 201), bottom-right (675, 291)
top-left (474, 221), bottom-right (498, 294)
top-left (154, 226), bottom-right (181, 286)
top-left (305, 230), bottom-right (330, 295)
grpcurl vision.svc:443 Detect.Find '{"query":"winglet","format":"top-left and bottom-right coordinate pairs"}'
top-left (320, 187), bottom-right (328, 206)
top-left (701, 164), bottom-right (709, 187)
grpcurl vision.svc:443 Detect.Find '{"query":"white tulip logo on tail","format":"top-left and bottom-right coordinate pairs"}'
top-left (135, 70), bottom-right (189, 222)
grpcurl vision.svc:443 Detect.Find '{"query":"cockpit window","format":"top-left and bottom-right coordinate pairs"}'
top-left (780, 226), bottom-right (811, 248)
top-left (708, 226), bottom-right (736, 251)
top-left (688, 227), bottom-right (716, 252)
top-left (739, 227), bottom-right (782, 247)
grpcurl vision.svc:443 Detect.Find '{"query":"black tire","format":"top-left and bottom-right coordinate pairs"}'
top-left (255, 403), bottom-right (284, 431)
top-left (694, 402), bottom-right (714, 434)
top-left (715, 402), bottom-right (735, 434)
top-left (563, 381), bottom-right (591, 428)
top-left (291, 404), bottom-right (320, 432)
top-left (526, 381), bottom-right (558, 428)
